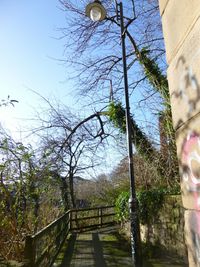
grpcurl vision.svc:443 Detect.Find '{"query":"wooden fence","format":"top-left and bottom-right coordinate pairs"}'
top-left (24, 205), bottom-right (115, 267)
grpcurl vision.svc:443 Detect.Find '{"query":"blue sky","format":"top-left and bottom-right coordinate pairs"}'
top-left (0, 0), bottom-right (124, 176)
top-left (0, 0), bottom-right (78, 138)
top-left (0, 1), bottom-right (161, 177)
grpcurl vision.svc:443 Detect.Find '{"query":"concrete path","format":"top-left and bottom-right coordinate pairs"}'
top-left (54, 226), bottom-right (133, 267)
top-left (54, 226), bottom-right (187, 267)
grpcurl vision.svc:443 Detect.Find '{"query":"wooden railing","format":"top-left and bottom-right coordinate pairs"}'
top-left (70, 205), bottom-right (115, 230)
top-left (24, 211), bottom-right (71, 267)
top-left (24, 205), bottom-right (115, 267)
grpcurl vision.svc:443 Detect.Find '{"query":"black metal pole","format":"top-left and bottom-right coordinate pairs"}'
top-left (119, 2), bottom-right (142, 266)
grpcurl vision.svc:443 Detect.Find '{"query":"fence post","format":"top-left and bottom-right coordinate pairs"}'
top-left (56, 221), bottom-right (61, 249)
top-left (24, 235), bottom-right (35, 267)
top-left (69, 210), bottom-right (72, 231)
top-left (99, 207), bottom-right (103, 227)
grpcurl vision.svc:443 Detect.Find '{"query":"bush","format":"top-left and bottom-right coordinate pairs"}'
top-left (137, 189), bottom-right (164, 225)
top-left (115, 188), bottom-right (175, 225)
top-left (115, 191), bottom-right (130, 222)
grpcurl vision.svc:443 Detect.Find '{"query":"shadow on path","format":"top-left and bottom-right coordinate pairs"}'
top-left (55, 226), bottom-right (132, 267)
top-left (55, 234), bottom-right (77, 267)
top-left (54, 226), bottom-right (188, 267)
top-left (92, 233), bottom-right (107, 267)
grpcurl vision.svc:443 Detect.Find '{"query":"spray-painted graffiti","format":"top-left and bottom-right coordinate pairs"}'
top-left (195, 229), bottom-right (200, 265)
top-left (182, 132), bottom-right (200, 265)
top-left (182, 133), bottom-right (200, 201)
top-left (187, 211), bottom-right (200, 266)
top-left (176, 56), bottom-right (200, 113)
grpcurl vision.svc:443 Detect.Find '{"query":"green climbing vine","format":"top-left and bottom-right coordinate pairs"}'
top-left (115, 189), bottom-right (170, 225)
top-left (139, 47), bottom-right (175, 144)
top-left (115, 191), bottom-right (129, 223)
top-left (139, 48), bottom-right (169, 102)
top-left (107, 46), bottom-right (180, 185)
top-left (136, 189), bottom-right (164, 225)
top-left (108, 101), bottom-right (126, 133)
top-left (108, 101), bottom-right (156, 161)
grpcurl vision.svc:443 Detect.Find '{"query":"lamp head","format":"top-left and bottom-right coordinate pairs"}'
top-left (86, 0), bottom-right (106, 22)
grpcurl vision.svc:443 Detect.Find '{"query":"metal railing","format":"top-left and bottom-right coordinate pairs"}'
top-left (24, 205), bottom-right (115, 267)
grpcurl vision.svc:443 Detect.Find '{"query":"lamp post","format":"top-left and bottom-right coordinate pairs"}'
top-left (86, 1), bottom-right (142, 266)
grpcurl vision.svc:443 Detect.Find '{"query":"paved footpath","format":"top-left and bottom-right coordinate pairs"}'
top-left (54, 226), bottom-right (133, 267)
top-left (54, 226), bottom-right (187, 267)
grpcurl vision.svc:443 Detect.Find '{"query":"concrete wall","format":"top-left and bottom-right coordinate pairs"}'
top-left (159, 1), bottom-right (200, 266)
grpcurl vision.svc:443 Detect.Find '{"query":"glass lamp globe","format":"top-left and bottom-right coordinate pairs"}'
top-left (90, 6), bottom-right (102, 21)
top-left (86, 1), bottom-right (106, 21)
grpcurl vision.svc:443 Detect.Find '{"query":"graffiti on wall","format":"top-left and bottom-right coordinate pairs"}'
top-left (176, 56), bottom-right (200, 113)
top-left (182, 132), bottom-right (200, 265)
top-left (182, 132), bottom-right (200, 204)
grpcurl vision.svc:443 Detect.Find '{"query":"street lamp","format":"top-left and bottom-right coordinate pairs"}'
top-left (85, 0), bottom-right (106, 21)
top-left (85, 1), bottom-right (142, 266)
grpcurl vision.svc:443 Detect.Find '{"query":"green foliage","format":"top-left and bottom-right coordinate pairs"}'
top-left (0, 131), bottom-right (64, 261)
top-left (115, 188), bottom-right (180, 225)
top-left (115, 191), bottom-right (130, 222)
top-left (136, 189), bottom-right (164, 225)
top-left (139, 48), bottom-right (176, 147)
top-left (106, 49), bottom-right (180, 188)
top-left (107, 101), bottom-right (156, 161)
top-left (156, 186), bottom-right (181, 195)
top-left (137, 187), bottom-right (181, 225)
top-left (108, 101), bottom-right (126, 133)
top-left (140, 48), bottom-right (169, 102)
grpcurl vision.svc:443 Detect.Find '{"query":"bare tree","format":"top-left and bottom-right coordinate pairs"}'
top-left (33, 100), bottom-right (111, 209)
top-left (57, 0), bottom-right (179, 186)
top-left (59, 0), bottom-right (165, 104)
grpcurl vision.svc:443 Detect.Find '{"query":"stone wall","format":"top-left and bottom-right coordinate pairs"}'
top-left (140, 195), bottom-right (187, 262)
top-left (123, 195), bottom-right (188, 262)
top-left (159, 1), bottom-right (200, 265)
